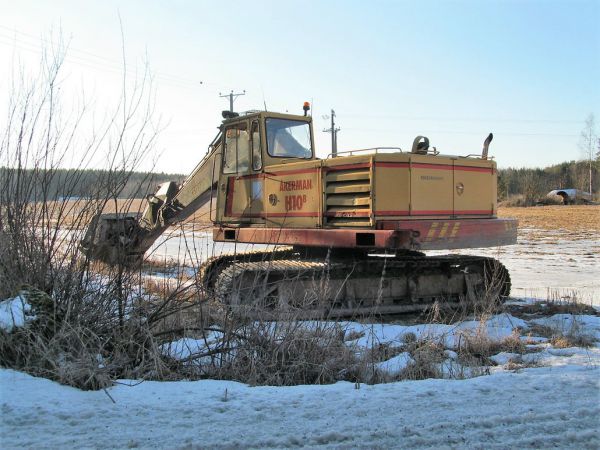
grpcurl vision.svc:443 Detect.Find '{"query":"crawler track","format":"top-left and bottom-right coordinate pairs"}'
top-left (199, 250), bottom-right (511, 319)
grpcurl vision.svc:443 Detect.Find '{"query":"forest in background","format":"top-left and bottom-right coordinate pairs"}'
top-left (0, 167), bottom-right (186, 201)
top-left (1, 159), bottom-right (598, 205)
top-left (498, 159), bottom-right (599, 204)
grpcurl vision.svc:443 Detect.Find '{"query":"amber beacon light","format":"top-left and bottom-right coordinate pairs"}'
top-left (303, 101), bottom-right (310, 116)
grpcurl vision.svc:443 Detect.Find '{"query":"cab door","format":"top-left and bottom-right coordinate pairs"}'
top-left (216, 120), bottom-right (265, 224)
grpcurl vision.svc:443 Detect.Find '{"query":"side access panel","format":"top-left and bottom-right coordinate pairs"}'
top-left (453, 159), bottom-right (496, 216)
top-left (372, 159), bottom-right (410, 218)
top-left (409, 155), bottom-right (454, 216)
top-left (263, 162), bottom-right (322, 228)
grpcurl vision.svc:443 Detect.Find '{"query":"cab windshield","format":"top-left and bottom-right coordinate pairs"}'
top-left (265, 118), bottom-right (312, 159)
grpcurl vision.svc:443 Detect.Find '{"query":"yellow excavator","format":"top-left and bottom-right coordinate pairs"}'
top-left (81, 103), bottom-right (517, 317)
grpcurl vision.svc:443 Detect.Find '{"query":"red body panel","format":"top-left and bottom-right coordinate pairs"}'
top-left (213, 218), bottom-right (517, 251)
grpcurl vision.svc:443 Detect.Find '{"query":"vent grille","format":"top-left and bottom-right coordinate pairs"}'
top-left (324, 168), bottom-right (371, 227)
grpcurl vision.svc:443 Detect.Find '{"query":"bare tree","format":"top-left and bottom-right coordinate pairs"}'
top-left (579, 113), bottom-right (597, 195)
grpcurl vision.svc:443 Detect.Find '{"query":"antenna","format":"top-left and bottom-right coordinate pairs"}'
top-left (261, 86), bottom-right (268, 111)
top-left (219, 90), bottom-right (246, 112)
top-left (323, 109), bottom-right (341, 156)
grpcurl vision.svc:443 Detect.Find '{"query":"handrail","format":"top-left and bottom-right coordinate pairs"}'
top-left (209, 150), bottom-right (222, 223)
top-left (327, 147), bottom-right (403, 158)
top-left (459, 153), bottom-right (495, 160)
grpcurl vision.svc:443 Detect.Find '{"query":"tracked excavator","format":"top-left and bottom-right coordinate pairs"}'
top-left (81, 104), bottom-right (517, 317)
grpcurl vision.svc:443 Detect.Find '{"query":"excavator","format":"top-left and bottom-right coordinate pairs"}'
top-left (81, 103), bottom-right (517, 317)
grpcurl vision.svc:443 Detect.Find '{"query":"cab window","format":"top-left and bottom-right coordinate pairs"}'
top-left (266, 118), bottom-right (312, 159)
top-left (251, 121), bottom-right (262, 170)
top-left (223, 123), bottom-right (249, 174)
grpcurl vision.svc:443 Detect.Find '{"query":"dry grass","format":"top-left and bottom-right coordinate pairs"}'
top-left (498, 205), bottom-right (600, 236)
top-left (509, 300), bottom-right (597, 318)
top-left (527, 320), bottom-right (596, 349)
top-left (456, 328), bottom-right (525, 366)
top-left (399, 338), bottom-right (446, 380)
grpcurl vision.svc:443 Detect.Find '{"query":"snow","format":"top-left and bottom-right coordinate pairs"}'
top-left (375, 351), bottom-right (413, 375)
top-left (2, 309), bottom-right (599, 448)
top-left (0, 295), bottom-right (34, 333)
top-left (1, 359), bottom-right (599, 449)
top-left (2, 220), bottom-right (599, 447)
top-left (530, 314), bottom-right (600, 340)
top-left (489, 352), bottom-right (521, 365)
top-left (342, 314), bottom-right (526, 350)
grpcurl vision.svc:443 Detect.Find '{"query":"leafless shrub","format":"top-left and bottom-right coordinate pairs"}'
top-left (0, 38), bottom-right (188, 389)
top-left (162, 311), bottom-right (359, 386)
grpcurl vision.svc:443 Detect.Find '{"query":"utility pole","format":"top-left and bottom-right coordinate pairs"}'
top-left (219, 90), bottom-right (246, 112)
top-left (323, 109), bottom-right (340, 156)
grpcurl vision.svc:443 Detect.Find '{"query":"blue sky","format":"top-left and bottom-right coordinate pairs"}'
top-left (1, 0), bottom-right (598, 172)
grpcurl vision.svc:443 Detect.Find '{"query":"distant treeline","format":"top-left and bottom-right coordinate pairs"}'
top-left (0, 167), bottom-right (186, 201)
top-left (498, 160), bottom-right (599, 203)
top-left (2, 160), bottom-right (598, 204)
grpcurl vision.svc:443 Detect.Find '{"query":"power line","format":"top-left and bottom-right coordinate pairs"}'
top-left (338, 113), bottom-right (584, 125)
top-left (340, 127), bottom-right (579, 138)
top-left (0, 26), bottom-right (227, 92)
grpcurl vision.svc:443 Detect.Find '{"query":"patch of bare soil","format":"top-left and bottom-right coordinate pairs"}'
top-left (498, 205), bottom-right (600, 240)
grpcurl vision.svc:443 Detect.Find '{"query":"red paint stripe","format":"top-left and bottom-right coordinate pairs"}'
top-left (324, 211), bottom-right (370, 217)
top-left (372, 161), bottom-right (492, 173)
top-left (410, 210), bottom-right (453, 215)
top-left (374, 162), bottom-right (409, 169)
top-left (267, 212), bottom-right (320, 217)
top-left (454, 165), bottom-right (493, 173)
top-left (374, 210), bottom-right (410, 216)
top-left (224, 177), bottom-right (235, 216)
top-left (325, 163), bottom-right (371, 172)
top-left (375, 209), bottom-right (492, 216)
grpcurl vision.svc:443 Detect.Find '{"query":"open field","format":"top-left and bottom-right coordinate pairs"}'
top-left (498, 205), bottom-right (600, 239)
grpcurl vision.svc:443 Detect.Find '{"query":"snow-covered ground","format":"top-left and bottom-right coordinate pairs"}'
top-left (2, 309), bottom-right (599, 449)
top-left (1, 222), bottom-right (599, 448)
top-left (1, 348), bottom-right (599, 449)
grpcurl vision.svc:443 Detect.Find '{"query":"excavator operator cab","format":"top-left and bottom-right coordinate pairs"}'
top-left (216, 111), bottom-right (315, 224)
top-left (220, 112), bottom-right (314, 176)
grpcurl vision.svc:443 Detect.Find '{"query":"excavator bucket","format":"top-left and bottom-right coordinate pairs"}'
top-left (80, 213), bottom-right (144, 264)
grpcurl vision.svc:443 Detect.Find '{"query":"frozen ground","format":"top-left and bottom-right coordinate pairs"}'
top-left (431, 227), bottom-right (600, 304)
top-left (2, 310), bottom-right (599, 449)
top-left (148, 224), bottom-right (600, 305)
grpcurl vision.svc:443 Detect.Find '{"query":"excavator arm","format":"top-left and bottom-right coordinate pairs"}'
top-left (81, 132), bottom-right (222, 264)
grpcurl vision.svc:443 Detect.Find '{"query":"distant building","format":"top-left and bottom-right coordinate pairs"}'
top-left (546, 189), bottom-right (592, 204)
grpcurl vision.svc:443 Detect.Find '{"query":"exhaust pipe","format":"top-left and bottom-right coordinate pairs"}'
top-left (482, 133), bottom-right (493, 160)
